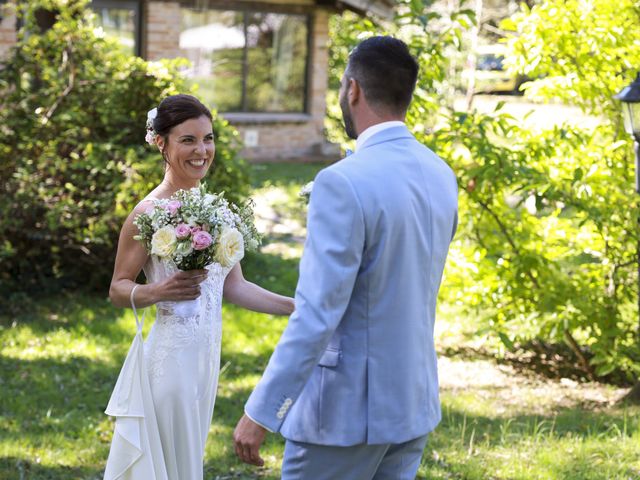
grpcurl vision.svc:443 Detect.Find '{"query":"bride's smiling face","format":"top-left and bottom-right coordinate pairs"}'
top-left (157, 115), bottom-right (215, 181)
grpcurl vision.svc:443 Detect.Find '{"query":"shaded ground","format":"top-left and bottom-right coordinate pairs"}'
top-left (438, 356), bottom-right (626, 414)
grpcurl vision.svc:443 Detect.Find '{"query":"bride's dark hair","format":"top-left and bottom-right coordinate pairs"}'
top-left (151, 94), bottom-right (213, 164)
top-left (152, 94), bottom-right (213, 137)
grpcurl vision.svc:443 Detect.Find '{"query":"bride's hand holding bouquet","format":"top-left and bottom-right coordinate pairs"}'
top-left (133, 184), bottom-right (260, 316)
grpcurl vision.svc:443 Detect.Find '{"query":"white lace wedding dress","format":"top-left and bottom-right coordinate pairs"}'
top-left (104, 256), bottom-right (231, 480)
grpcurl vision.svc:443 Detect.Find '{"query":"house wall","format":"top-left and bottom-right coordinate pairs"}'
top-left (0, 0), bottom-right (338, 162)
top-left (228, 8), bottom-right (334, 161)
top-left (0, 3), bottom-right (17, 58)
top-left (145, 1), bottom-right (336, 162)
top-left (145, 2), bottom-right (182, 60)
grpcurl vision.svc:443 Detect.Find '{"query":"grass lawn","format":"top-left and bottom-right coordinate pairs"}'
top-left (1, 162), bottom-right (639, 479)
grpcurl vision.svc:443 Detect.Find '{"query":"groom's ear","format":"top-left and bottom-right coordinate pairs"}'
top-left (348, 78), bottom-right (361, 106)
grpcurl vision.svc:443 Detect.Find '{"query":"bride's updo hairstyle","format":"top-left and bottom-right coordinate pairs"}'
top-left (151, 94), bottom-right (213, 161)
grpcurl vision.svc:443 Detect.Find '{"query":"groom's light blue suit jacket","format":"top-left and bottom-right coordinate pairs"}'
top-left (245, 125), bottom-right (458, 446)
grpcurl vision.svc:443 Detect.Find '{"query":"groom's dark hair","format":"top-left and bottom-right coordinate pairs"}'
top-left (346, 36), bottom-right (419, 115)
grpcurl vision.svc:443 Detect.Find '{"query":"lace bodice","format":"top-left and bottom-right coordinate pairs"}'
top-left (142, 256), bottom-right (232, 382)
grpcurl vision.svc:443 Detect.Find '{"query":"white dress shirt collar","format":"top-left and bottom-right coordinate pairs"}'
top-left (355, 121), bottom-right (406, 152)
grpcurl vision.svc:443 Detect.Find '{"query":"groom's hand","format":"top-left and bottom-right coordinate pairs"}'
top-left (233, 414), bottom-right (267, 466)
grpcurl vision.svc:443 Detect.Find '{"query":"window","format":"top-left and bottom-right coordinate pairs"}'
top-left (91, 1), bottom-right (141, 56)
top-left (180, 7), bottom-right (309, 113)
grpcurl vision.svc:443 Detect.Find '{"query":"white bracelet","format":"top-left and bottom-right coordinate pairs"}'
top-left (130, 284), bottom-right (140, 310)
top-left (129, 284), bottom-right (145, 332)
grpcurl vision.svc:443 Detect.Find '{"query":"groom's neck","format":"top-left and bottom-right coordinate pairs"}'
top-left (353, 106), bottom-right (405, 138)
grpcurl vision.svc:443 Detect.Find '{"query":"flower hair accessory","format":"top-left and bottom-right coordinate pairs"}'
top-left (145, 107), bottom-right (158, 145)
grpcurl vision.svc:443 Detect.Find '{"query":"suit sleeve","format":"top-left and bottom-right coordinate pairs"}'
top-left (244, 167), bottom-right (365, 432)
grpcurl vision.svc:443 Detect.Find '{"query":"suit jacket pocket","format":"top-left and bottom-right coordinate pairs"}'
top-left (318, 348), bottom-right (340, 367)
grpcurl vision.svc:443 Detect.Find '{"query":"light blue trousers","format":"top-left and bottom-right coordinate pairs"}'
top-left (281, 434), bottom-right (428, 480)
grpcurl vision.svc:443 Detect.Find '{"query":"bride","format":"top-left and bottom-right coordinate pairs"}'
top-left (105, 94), bottom-right (294, 479)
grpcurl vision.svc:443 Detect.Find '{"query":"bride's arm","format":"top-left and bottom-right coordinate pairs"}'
top-left (223, 263), bottom-right (295, 316)
top-left (109, 204), bottom-right (207, 309)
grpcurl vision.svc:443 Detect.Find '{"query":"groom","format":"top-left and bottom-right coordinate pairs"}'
top-left (233, 36), bottom-right (458, 479)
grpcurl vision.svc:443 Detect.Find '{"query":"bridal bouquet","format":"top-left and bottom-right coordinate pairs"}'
top-left (133, 185), bottom-right (260, 316)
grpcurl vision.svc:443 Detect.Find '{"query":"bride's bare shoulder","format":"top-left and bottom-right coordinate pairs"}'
top-left (120, 198), bottom-right (155, 229)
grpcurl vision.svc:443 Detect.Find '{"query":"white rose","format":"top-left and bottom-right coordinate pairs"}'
top-left (175, 240), bottom-right (193, 257)
top-left (215, 227), bottom-right (244, 267)
top-left (151, 225), bottom-right (177, 258)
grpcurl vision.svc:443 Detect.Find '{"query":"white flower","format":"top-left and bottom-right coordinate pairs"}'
top-left (151, 225), bottom-right (177, 258)
top-left (247, 238), bottom-right (259, 251)
top-left (299, 181), bottom-right (314, 197)
top-left (145, 108), bottom-right (158, 145)
top-left (215, 227), bottom-right (244, 267)
top-left (147, 107), bottom-right (158, 123)
top-left (175, 240), bottom-right (193, 257)
top-left (204, 193), bottom-right (216, 205)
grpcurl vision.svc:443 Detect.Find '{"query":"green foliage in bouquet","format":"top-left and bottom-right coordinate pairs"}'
top-left (0, 0), bottom-right (250, 303)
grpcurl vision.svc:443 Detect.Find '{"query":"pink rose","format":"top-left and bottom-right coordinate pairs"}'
top-left (164, 200), bottom-right (181, 215)
top-left (175, 223), bottom-right (191, 239)
top-left (192, 230), bottom-right (213, 250)
top-left (191, 225), bottom-right (202, 234)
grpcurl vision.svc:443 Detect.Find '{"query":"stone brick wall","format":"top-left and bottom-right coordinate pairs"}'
top-left (0, 2), bottom-right (17, 59)
top-left (309, 9), bottom-right (330, 133)
top-left (235, 120), bottom-right (335, 162)
top-left (0, 0), bottom-right (338, 162)
top-left (145, 1), bottom-right (182, 60)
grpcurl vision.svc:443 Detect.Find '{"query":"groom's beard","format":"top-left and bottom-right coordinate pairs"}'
top-left (340, 94), bottom-right (357, 140)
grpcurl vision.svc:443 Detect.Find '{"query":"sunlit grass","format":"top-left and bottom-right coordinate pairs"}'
top-left (2, 162), bottom-right (639, 479)
top-left (420, 404), bottom-right (640, 479)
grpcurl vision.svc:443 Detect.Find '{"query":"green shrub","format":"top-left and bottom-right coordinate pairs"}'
top-left (0, 0), bottom-right (249, 303)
